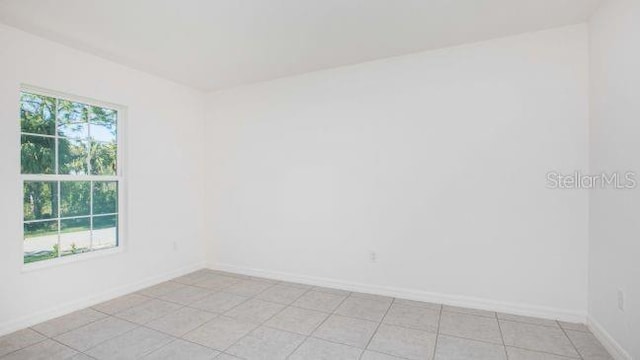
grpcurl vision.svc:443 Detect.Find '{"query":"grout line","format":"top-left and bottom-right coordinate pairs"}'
top-left (213, 285), bottom-right (310, 358)
top-left (435, 333), bottom-right (507, 347)
top-left (558, 320), bottom-right (585, 360)
top-left (138, 337), bottom-right (180, 359)
top-left (364, 349), bottom-right (414, 360)
top-left (504, 344), bottom-right (584, 359)
top-left (358, 297), bottom-right (395, 360)
top-left (0, 334), bottom-right (50, 359)
top-left (431, 301), bottom-right (444, 359)
top-left (285, 289), bottom-right (355, 360)
top-left (441, 307), bottom-right (497, 319)
top-left (131, 280), bottom-right (261, 344)
top-left (27, 327), bottom-right (52, 338)
top-left (28, 310), bottom-right (109, 339)
top-left (495, 310), bottom-right (509, 359)
top-left (283, 333), bottom-right (311, 359)
top-left (72, 318), bottom-right (141, 355)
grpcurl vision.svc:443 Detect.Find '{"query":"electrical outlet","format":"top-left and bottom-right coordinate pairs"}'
top-left (369, 251), bottom-right (377, 263)
top-left (617, 289), bottom-right (625, 311)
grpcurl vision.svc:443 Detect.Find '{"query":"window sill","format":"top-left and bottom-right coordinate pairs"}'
top-left (21, 246), bottom-right (124, 273)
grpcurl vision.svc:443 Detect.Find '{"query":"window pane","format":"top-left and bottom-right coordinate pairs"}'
top-left (58, 100), bottom-right (88, 139)
top-left (20, 92), bottom-right (56, 135)
top-left (60, 181), bottom-right (90, 217)
top-left (58, 99), bottom-right (87, 122)
top-left (21, 135), bottom-right (55, 174)
top-left (92, 215), bottom-right (117, 250)
top-left (23, 181), bottom-right (58, 221)
top-left (24, 220), bottom-right (59, 263)
top-left (89, 106), bottom-right (117, 143)
top-left (59, 138), bottom-right (89, 175)
top-left (58, 119), bottom-right (89, 140)
top-left (93, 182), bottom-right (118, 215)
top-left (60, 217), bottom-right (91, 256)
top-left (90, 142), bottom-right (117, 175)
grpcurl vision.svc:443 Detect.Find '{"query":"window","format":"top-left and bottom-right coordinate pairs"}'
top-left (20, 87), bottom-right (123, 265)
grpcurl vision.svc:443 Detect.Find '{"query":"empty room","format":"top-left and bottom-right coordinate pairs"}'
top-left (0, 0), bottom-right (637, 359)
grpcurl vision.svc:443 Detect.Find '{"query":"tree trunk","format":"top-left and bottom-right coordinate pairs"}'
top-left (50, 182), bottom-right (58, 218)
top-left (31, 183), bottom-right (42, 220)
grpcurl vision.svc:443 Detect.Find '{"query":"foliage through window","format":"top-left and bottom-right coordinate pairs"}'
top-left (21, 89), bottom-right (121, 264)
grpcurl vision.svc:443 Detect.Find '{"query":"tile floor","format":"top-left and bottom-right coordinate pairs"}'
top-left (0, 269), bottom-right (613, 360)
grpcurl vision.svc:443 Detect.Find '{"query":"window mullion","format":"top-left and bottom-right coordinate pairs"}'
top-left (55, 98), bottom-right (59, 176)
top-left (55, 98), bottom-right (61, 258)
top-left (90, 181), bottom-right (94, 251)
top-left (20, 132), bottom-right (56, 139)
top-left (24, 214), bottom-right (113, 224)
top-left (56, 180), bottom-right (61, 258)
top-left (86, 104), bottom-right (92, 176)
top-left (21, 174), bottom-right (120, 182)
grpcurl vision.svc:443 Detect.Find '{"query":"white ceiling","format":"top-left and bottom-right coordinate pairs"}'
top-left (0, 0), bottom-right (600, 91)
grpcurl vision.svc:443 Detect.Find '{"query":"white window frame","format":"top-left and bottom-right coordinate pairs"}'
top-left (20, 84), bottom-right (126, 271)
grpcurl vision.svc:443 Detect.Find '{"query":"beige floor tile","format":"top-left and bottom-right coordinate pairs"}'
top-left (226, 326), bottom-right (305, 359)
top-left (138, 282), bottom-right (187, 298)
top-left (224, 280), bottom-right (275, 297)
top-left (442, 305), bottom-right (496, 318)
top-left (498, 313), bottom-right (559, 328)
top-left (146, 307), bottom-right (217, 337)
top-left (334, 296), bottom-right (391, 322)
top-left (194, 275), bottom-right (242, 290)
top-left (289, 337), bottom-right (362, 360)
top-left (158, 285), bottom-right (212, 305)
top-left (313, 314), bottom-right (378, 348)
top-left (350, 293), bottom-right (394, 305)
top-left (393, 298), bottom-right (442, 311)
top-left (558, 321), bottom-right (590, 333)
top-left (383, 303), bottom-right (440, 332)
top-left (435, 335), bottom-right (506, 360)
top-left (224, 299), bottom-right (285, 323)
top-left (361, 350), bottom-right (407, 359)
top-left (265, 306), bottom-right (328, 335)
top-left (312, 286), bottom-right (351, 296)
top-left (255, 284), bottom-right (308, 305)
top-left (143, 339), bottom-right (220, 360)
top-left (183, 316), bottom-right (258, 351)
top-left (292, 291), bottom-right (347, 312)
top-left (565, 330), bottom-right (613, 360)
top-left (500, 321), bottom-right (579, 358)
top-left (85, 327), bottom-right (172, 360)
top-left (506, 347), bottom-right (579, 360)
top-left (93, 293), bottom-right (151, 314)
top-left (115, 298), bottom-right (182, 325)
top-left (54, 317), bottom-right (137, 351)
top-left (368, 324), bottom-right (437, 360)
top-left (1, 339), bottom-right (78, 360)
top-left (190, 292), bottom-right (248, 313)
top-left (32, 308), bottom-right (107, 337)
top-left (0, 328), bottom-right (47, 357)
top-left (439, 312), bottom-right (502, 344)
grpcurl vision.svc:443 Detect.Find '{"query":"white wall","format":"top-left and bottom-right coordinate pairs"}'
top-left (589, 0), bottom-right (640, 358)
top-left (205, 25), bottom-right (590, 320)
top-left (0, 24), bottom-right (206, 334)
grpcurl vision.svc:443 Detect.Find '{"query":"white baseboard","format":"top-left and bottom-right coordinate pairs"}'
top-left (0, 261), bottom-right (205, 337)
top-left (588, 316), bottom-right (633, 360)
top-left (209, 262), bottom-right (587, 323)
